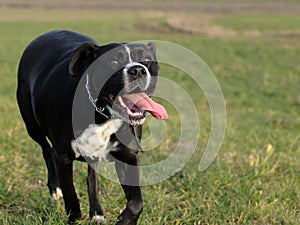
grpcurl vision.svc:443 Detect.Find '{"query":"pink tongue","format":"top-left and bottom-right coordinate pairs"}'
top-left (122, 93), bottom-right (168, 119)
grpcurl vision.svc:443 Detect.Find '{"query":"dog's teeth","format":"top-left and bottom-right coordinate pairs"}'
top-left (118, 96), bottom-right (132, 115)
top-left (131, 112), bottom-right (140, 117)
top-left (117, 96), bottom-right (125, 107)
top-left (113, 96), bottom-right (146, 125)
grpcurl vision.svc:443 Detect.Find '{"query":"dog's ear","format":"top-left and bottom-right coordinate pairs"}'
top-left (69, 43), bottom-right (100, 76)
top-left (147, 42), bottom-right (156, 55)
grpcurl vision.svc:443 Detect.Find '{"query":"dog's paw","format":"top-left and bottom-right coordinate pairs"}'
top-left (51, 187), bottom-right (63, 201)
top-left (91, 215), bottom-right (107, 224)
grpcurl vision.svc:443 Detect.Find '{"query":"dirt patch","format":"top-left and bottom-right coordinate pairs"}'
top-left (134, 22), bottom-right (176, 34)
top-left (166, 16), bottom-right (237, 37)
top-left (164, 16), bottom-right (300, 38)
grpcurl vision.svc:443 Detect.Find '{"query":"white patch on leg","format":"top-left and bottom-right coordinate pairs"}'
top-left (91, 215), bottom-right (107, 224)
top-left (71, 119), bottom-right (123, 161)
top-left (51, 187), bottom-right (63, 201)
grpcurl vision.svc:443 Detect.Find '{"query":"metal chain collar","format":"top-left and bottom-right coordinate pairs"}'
top-left (85, 74), bottom-right (110, 119)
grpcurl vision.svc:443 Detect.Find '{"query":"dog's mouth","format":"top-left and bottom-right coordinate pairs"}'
top-left (107, 92), bottom-right (168, 125)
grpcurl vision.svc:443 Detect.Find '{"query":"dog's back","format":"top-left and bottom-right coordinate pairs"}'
top-left (18, 30), bottom-right (95, 97)
top-left (17, 31), bottom-right (95, 143)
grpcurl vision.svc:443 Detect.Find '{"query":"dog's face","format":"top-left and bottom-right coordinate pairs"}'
top-left (69, 42), bottom-right (167, 125)
top-left (98, 42), bottom-right (158, 97)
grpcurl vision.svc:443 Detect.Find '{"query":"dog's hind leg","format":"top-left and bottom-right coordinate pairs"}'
top-left (16, 85), bottom-right (61, 200)
top-left (53, 156), bottom-right (81, 223)
top-left (87, 165), bottom-right (107, 224)
top-left (42, 144), bottom-right (62, 201)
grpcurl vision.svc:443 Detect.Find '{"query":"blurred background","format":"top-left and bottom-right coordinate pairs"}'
top-left (0, 1), bottom-right (299, 224)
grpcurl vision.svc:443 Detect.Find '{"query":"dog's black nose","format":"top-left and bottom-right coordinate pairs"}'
top-left (127, 65), bottom-right (147, 78)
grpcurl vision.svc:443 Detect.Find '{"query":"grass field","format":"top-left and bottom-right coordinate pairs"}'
top-left (0, 1), bottom-right (300, 225)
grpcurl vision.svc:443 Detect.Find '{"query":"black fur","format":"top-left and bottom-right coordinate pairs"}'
top-left (16, 30), bottom-right (159, 224)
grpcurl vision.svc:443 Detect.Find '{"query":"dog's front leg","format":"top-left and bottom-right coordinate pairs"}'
top-left (114, 154), bottom-right (143, 225)
top-left (87, 164), bottom-right (107, 223)
top-left (54, 155), bottom-right (81, 223)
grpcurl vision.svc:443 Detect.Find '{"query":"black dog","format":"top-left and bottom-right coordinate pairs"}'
top-left (17, 30), bottom-right (167, 224)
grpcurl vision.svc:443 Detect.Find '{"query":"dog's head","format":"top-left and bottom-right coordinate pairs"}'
top-left (69, 42), bottom-right (167, 125)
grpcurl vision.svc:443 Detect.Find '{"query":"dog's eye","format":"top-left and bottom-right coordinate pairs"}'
top-left (144, 58), bottom-right (151, 63)
top-left (110, 60), bottom-right (119, 67)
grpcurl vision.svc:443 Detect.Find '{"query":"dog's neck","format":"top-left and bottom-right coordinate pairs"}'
top-left (85, 73), bottom-right (111, 119)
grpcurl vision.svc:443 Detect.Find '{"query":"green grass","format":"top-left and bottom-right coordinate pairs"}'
top-left (0, 5), bottom-right (300, 225)
top-left (213, 14), bottom-right (300, 32)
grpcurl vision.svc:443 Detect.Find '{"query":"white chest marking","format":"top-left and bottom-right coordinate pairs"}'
top-left (71, 119), bottom-right (123, 162)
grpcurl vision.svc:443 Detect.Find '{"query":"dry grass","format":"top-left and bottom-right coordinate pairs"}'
top-left (166, 15), bottom-right (237, 37)
top-left (166, 14), bottom-right (300, 39)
